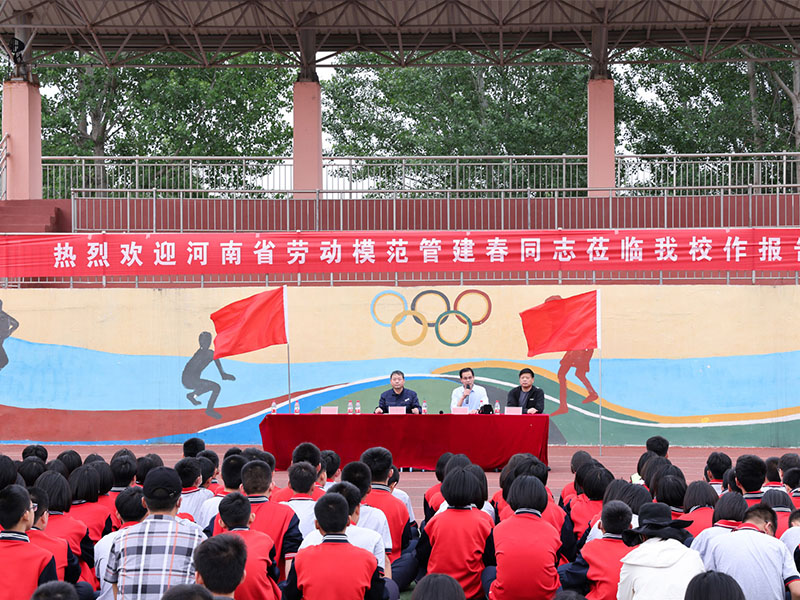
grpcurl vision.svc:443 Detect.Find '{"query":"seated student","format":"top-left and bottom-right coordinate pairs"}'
top-left (284, 493), bottom-right (384, 600)
top-left (411, 573), bottom-right (465, 600)
top-left (301, 482), bottom-right (397, 600)
top-left (640, 456), bottom-right (671, 492)
top-left (217, 493), bottom-right (280, 600)
top-left (765, 457), bottom-right (784, 490)
top-left (780, 454), bottom-right (800, 481)
top-left (784, 468), bottom-right (800, 509)
top-left (183, 437), bottom-right (205, 458)
top-left (630, 451), bottom-right (657, 487)
top-left (583, 481), bottom-right (652, 545)
top-left (175, 458), bottom-right (213, 522)
top-left (192, 534), bottom-right (247, 599)
top-left (23, 445), bottom-right (49, 462)
top-left (107, 456), bottom-right (136, 528)
top-left (93, 487), bottom-right (147, 600)
top-left (57, 451), bottom-right (83, 477)
top-left (722, 467), bottom-right (742, 495)
top-left (361, 447), bottom-right (417, 591)
top-left (648, 465), bottom-right (685, 505)
top-left (196, 453), bottom-right (248, 534)
top-left (231, 459), bottom-right (301, 579)
top-left (569, 466), bottom-right (614, 540)
top-left (645, 435), bottom-right (669, 458)
top-left (703, 452), bottom-right (731, 495)
top-left (18, 456), bottom-right (47, 486)
top-left (30, 581), bottom-right (80, 600)
top-left (762, 489), bottom-right (794, 537)
top-left (321, 450), bottom-right (342, 491)
top-left (690, 491), bottom-right (748, 568)
top-left (735, 454), bottom-right (767, 506)
top-left (341, 461), bottom-right (393, 556)
top-left (424, 453), bottom-right (453, 522)
top-left (280, 461), bottom-right (320, 537)
top-left (27, 487), bottom-right (82, 587)
top-left (654, 475), bottom-right (687, 520)
top-left (558, 500), bottom-right (634, 600)
top-left (68, 466), bottom-right (114, 544)
top-left (560, 451), bottom-right (593, 508)
top-left (491, 454), bottom-right (528, 522)
top-left (682, 481), bottom-right (718, 537)
top-left (388, 465), bottom-right (416, 530)
top-left (34, 471), bottom-right (96, 588)
top-left (706, 504), bottom-right (800, 600)
top-left (564, 461), bottom-right (599, 515)
top-left (437, 464), bottom-right (496, 524)
top-left (617, 503), bottom-right (704, 600)
top-left (416, 467), bottom-right (494, 600)
top-left (271, 443), bottom-right (326, 503)
top-left (195, 457), bottom-right (215, 491)
top-left (159, 583), bottom-right (213, 600)
top-left (0, 484), bottom-right (58, 598)
top-left (427, 454), bottom-right (473, 516)
top-left (197, 450), bottom-right (222, 495)
top-left (684, 571), bottom-right (746, 600)
top-left (484, 475), bottom-right (560, 600)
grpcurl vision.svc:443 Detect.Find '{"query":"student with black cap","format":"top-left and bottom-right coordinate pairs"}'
top-left (617, 502), bottom-right (705, 600)
top-left (104, 467), bottom-right (206, 600)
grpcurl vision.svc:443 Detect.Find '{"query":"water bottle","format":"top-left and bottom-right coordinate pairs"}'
top-left (270, 401), bottom-right (277, 415)
top-left (422, 400), bottom-right (428, 414)
top-left (294, 401), bottom-right (300, 414)
top-left (494, 400), bottom-right (501, 414)
top-left (355, 400), bottom-right (362, 415)
top-left (347, 400), bottom-right (354, 415)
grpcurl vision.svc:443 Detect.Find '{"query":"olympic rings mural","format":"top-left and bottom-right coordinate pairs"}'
top-left (370, 289), bottom-right (493, 347)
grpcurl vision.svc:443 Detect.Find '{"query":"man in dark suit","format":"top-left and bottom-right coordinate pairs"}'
top-left (506, 368), bottom-right (544, 414)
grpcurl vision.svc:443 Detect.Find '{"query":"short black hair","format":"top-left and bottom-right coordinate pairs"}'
top-left (321, 450), bottom-right (341, 478)
top-left (34, 471), bottom-right (72, 512)
top-left (327, 482), bottom-right (361, 516)
top-left (22, 445), bottom-right (48, 462)
top-left (174, 458), bottom-right (202, 488)
top-left (705, 451), bottom-right (732, 480)
top-left (197, 449), bottom-right (220, 469)
top-left (390, 370), bottom-right (405, 379)
top-left (196, 457), bottom-right (215, 487)
top-left (193, 535), bottom-right (247, 595)
top-left (314, 492), bottom-right (349, 533)
top-left (30, 581), bottom-right (79, 600)
top-left (507, 475), bottom-right (548, 512)
top-left (466, 464), bottom-right (489, 507)
top-left (183, 437), bottom-right (205, 458)
top-left (136, 456), bottom-right (157, 485)
top-left (145, 453), bottom-right (164, 467)
top-left (441, 467), bottom-right (480, 508)
top-left (56, 451), bottom-right (82, 475)
top-left (115, 486), bottom-right (146, 522)
top-left (160, 584), bottom-right (213, 600)
top-left (712, 490), bottom-right (747, 523)
top-left (288, 462), bottom-right (317, 494)
top-left (435, 452), bottom-right (454, 483)
top-left (790, 509), bottom-right (800, 527)
top-left (615, 484), bottom-right (653, 515)
top-left (220, 454), bottom-right (249, 490)
top-left (723, 468), bottom-right (742, 494)
top-left (646, 436), bottom-right (669, 457)
top-left (518, 368), bottom-right (534, 378)
top-left (583, 467), bottom-right (614, 501)
top-left (110, 456), bottom-right (137, 488)
top-left (0, 484), bottom-right (31, 529)
top-left (513, 455), bottom-right (549, 487)
top-left (683, 481), bottom-right (718, 511)
top-left (291, 442), bottom-right (321, 468)
top-left (444, 454), bottom-right (472, 477)
top-left (641, 456), bottom-right (670, 489)
top-left (655, 475), bottom-right (687, 508)
top-left (361, 447), bottom-right (393, 482)
top-left (735, 454), bottom-right (767, 493)
top-left (743, 503), bottom-right (777, 531)
top-left (341, 461), bottom-right (372, 500)
top-left (766, 457), bottom-right (781, 483)
top-left (89, 461), bottom-right (113, 495)
top-left (601, 500), bottom-right (632, 534)
top-left (574, 460), bottom-right (601, 494)
top-left (0, 455), bottom-right (18, 489)
top-left (458, 367), bottom-right (474, 378)
top-left (411, 574), bottom-right (464, 600)
top-left (45, 459), bottom-right (69, 479)
top-left (219, 492), bottom-right (252, 529)
top-left (242, 447), bottom-right (272, 464)
top-left (69, 465), bottom-right (100, 503)
top-left (571, 450), bottom-right (594, 474)
top-left (111, 448), bottom-right (136, 462)
top-left (649, 465), bottom-right (685, 500)
top-left (223, 447), bottom-right (242, 459)
top-left (780, 453), bottom-right (800, 474)
top-left (684, 571), bottom-right (745, 600)
top-left (636, 451), bottom-right (657, 477)
top-left (784, 467), bottom-right (800, 490)
top-left (388, 465), bottom-right (400, 487)
top-left (84, 453), bottom-right (105, 464)
top-left (240, 460), bottom-right (272, 495)
top-left (17, 457), bottom-right (46, 486)
top-left (28, 486), bottom-right (49, 523)
top-left (762, 488), bottom-right (793, 510)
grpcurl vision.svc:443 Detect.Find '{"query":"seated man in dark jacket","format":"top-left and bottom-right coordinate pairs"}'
top-left (506, 368), bottom-right (544, 414)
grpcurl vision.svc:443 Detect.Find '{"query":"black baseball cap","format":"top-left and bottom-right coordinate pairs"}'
top-left (143, 467), bottom-right (182, 500)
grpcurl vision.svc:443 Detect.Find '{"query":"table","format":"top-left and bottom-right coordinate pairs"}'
top-left (259, 414), bottom-right (549, 470)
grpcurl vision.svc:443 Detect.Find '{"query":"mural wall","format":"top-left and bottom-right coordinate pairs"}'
top-left (0, 285), bottom-right (798, 447)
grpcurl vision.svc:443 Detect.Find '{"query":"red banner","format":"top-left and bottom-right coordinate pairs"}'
top-left (1, 229), bottom-right (799, 277)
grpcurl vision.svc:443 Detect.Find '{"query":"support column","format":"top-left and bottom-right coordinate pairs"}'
top-left (292, 81), bottom-right (323, 197)
top-left (587, 78), bottom-right (615, 192)
top-left (2, 78), bottom-right (42, 200)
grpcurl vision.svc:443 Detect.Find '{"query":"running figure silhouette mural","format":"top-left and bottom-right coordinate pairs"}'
top-left (0, 300), bottom-right (19, 372)
top-left (182, 331), bottom-right (235, 419)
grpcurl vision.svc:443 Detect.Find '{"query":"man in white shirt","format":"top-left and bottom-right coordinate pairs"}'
top-left (450, 367), bottom-right (489, 413)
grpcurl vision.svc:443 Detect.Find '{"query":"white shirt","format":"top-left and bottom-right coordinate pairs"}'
top-left (617, 537), bottom-right (705, 600)
top-left (179, 488), bottom-right (213, 522)
top-left (95, 529), bottom-right (124, 600)
top-left (300, 524), bottom-right (385, 570)
top-left (281, 497), bottom-right (318, 537)
top-left (196, 494), bottom-right (226, 532)
top-left (450, 384), bottom-right (489, 412)
top-left (357, 504), bottom-right (393, 551)
top-left (392, 488), bottom-right (415, 523)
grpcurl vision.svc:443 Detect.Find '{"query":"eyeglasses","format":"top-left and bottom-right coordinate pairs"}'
top-left (29, 503), bottom-right (38, 512)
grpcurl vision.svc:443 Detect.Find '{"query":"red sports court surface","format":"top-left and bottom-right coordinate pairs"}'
top-left (3, 445), bottom-right (792, 518)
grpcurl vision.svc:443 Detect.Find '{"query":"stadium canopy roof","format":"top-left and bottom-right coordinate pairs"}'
top-left (1, 0), bottom-right (800, 70)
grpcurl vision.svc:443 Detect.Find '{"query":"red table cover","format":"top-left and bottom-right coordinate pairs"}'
top-left (259, 414), bottom-right (549, 470)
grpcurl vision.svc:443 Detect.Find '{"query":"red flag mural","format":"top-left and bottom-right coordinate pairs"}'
top-left (211, 287), bottom-right (288, 358)
top-left (519, 291), bottom-right (600, 357)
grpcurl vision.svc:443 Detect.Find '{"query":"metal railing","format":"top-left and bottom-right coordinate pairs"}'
top-left (43, 153), bottom-right (800, 200)
top-left (71, 184), bottom-right (800, 233)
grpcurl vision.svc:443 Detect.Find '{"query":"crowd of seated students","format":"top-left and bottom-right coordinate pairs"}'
top-left (6, 434), bottom-right (800, 599)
